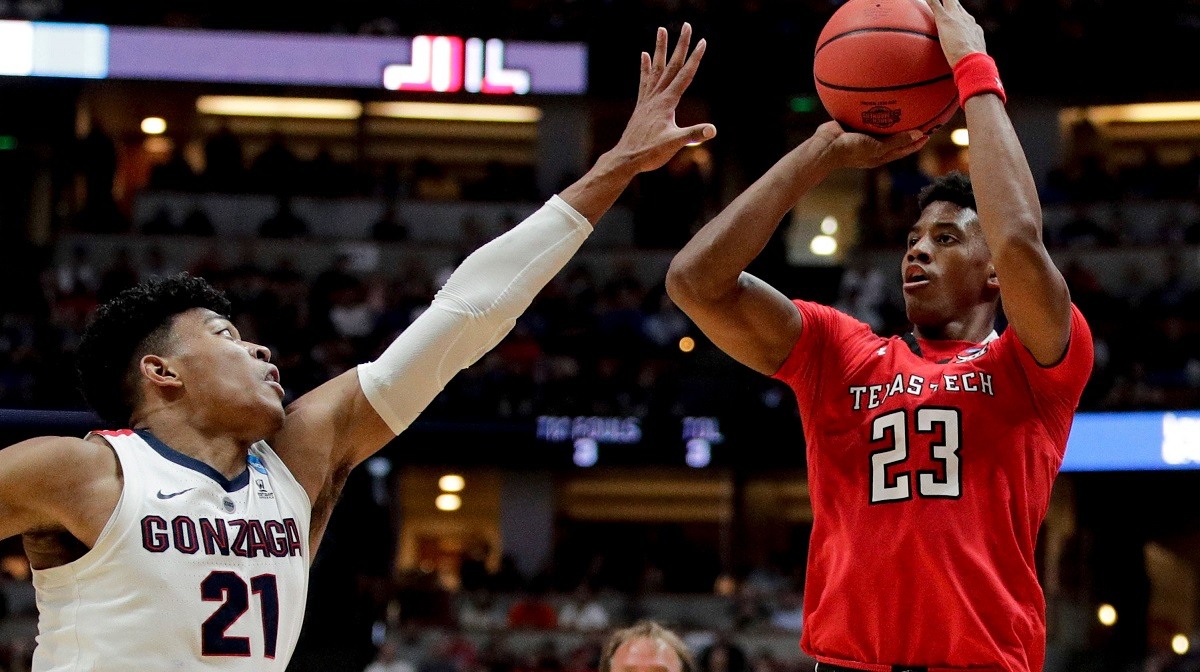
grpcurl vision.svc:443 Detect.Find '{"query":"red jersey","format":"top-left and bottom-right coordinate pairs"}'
top-left (773, 301), bottom-right (1092, 672)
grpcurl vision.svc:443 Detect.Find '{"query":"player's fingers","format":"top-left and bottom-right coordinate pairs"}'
top-left (663, 23), bottom-right (693, 84)
top-left (675, 123), bottom-right (717, 146)
top-left (879, 136), bottom-right (929, 164)
top-left (637, 51), bottom-right (651, 102)
top-left (925, 0), bottom-right (946, 15)
top-left (667, 38), bottom-right (706, 97)
top-left (652, 27), bottom-right (668, 76)
top-left (881, 130), bottom-right (926, 153)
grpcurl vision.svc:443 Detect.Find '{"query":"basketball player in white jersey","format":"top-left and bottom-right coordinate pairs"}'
top-left (0, 25), bottom-right (715, 671)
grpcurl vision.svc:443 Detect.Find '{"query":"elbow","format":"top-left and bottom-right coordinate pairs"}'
top-left (666, 254), bottom-right (707, 308)
top-left (993, 215), bottom-right (1045, 254)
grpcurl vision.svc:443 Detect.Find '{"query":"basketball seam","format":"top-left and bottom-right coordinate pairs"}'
top-left (814, 72), bottom-right (953, 93)
top-left (912, 95), bottom-right (959, 131)
top-left (815, 27), bottom-right (940, 56)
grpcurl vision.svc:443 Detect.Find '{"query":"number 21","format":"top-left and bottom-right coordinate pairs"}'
top-left (869, 407), bottom-right (962, 504)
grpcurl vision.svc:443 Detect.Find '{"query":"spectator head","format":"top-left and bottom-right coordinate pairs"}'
top-left (601, 621), bottom-right (695, 672)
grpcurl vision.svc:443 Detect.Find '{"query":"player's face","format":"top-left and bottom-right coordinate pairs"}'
top-left (164, 308), bottom-right (285, 438)
top-left (608, 637), bottom-right (683, 672)
top-left (901, 201), bottom-right (998, 328)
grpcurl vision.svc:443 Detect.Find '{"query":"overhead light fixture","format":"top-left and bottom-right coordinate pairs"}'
top-left (950, 128), bottom-right (969, 147)
top-left (196, 96), bottom-right (362, 119)
top-left (366, 101), bottom-right (541, 123)
top-left (1097, 604), bottom-right (1117, 626)
top-left (435, 493), bottom-right (462, 511)
top-left (678, 337), bottom-right (695, 353)
top-left (1082, 102), bottom-right (1200, 124)
top-left (810, 234), bottom-right (837, 256)
top-left (1173, 634), bottom-right (1190, 655)
top-left (820, 216), bottom-right (838, 235)
top-left (141, 117), bottom-right (167, 135)
top-left (438, 474), bottom-right (465, 492)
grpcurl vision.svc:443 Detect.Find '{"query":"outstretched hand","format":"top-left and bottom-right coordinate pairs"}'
top-left (815, 122), bottom-right (929, 170)
top-left (610, 23), bottom-right (717, 175)
top-left (926, 0), bottom-right (988, 67)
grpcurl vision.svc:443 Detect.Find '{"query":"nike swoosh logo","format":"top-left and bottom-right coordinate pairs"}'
top-left (156, 488), bottom-right (196, 500)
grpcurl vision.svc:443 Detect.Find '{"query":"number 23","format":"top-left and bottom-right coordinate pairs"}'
top-left (870, 407), bottom-right (962, 504)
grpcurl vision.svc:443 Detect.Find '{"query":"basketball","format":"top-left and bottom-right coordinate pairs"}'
top-left (814, 0), bottom-right (959, 135)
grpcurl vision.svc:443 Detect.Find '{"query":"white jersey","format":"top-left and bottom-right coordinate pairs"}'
top-left (31, 429), bottom-right (312, 671)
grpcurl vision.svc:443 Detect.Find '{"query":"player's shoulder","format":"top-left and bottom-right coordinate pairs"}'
top-left (2, 435), bottom-right (119, 493)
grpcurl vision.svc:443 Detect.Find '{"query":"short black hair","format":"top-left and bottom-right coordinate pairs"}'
top-left (917, 170), bottom-right (976, 214)
top-left (78, 273), bottom-right (231, 425)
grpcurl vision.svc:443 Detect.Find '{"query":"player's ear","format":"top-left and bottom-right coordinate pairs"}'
top-left (140, 354), bottom-right (183, 390)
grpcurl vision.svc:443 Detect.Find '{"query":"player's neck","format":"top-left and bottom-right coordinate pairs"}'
top-left (133, 410), bottom-right (250, 480)
top-left (912, 306), bottom-right (996, 344)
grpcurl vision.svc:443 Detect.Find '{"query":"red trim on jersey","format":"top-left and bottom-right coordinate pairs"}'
top-left (91, 429), bottom-right (134, 437)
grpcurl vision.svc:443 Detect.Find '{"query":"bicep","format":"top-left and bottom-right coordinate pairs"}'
top-left (995, 239), bottom-right (1072, 366)
top-left (271, 369), bottom-right (393, 504)
top-left (673, 272), bottom-right (802, 375)
top-left (0, 437), bottom-right (103, 542)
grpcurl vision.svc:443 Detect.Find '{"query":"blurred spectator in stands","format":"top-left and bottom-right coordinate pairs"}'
top-left (564, 642), bottom-right (601, 672)
top-left (418, 635), bottom-right (461, 672)
top-left (203, 124), bottom-right (245, 192)
top-left (0, 553), bottom-right (37, 671)
top-left (642, 290), bottom-right (690, 352)
top-left (54, 245), bottom-right (99, 300)
top-left (834, 259), bottom-right (889, 332)
top-left (260, 195), bottom-right (310, 238)
top-left (698, 637), bottom-right (748, 672)
top-left (414, 159), bottom-right (462, 201)
top-left (634, 147), bottom-right (710, 249)
top-left (149, 144), bottom-right (196, 191)
top-left (459, 590), bottom-right (504, 631)
top-left (140, 206), bottom-right (177, 235)
top-left (1059, 204), bottom-right (1115, 247)
top-left (749, 651), bottom-right (782, 672)
top-left (478, 638), bottom-right (518, 672)
top-left (181, 206), bottom-right (216, 236)
top-left (372, 202), bottom-right (411, 241)
top-left (517, 641), bottom-right (564, 672)
top-left (730, 584), bottom-right (770, 631)
top-left (460, 539), bottom-right (493, 592)
top-left (367, 638), bottom-right (418, 672)
top-left (328, 279), bottom-right (378, 341)
top-left (507, 584), bottom-right (557, 629)
top-left (768, 593), bottom-right (803, 633)
top-left (558, 585), bottom-right (610, 632)
top-left (141, 246), bottom-right (178, 281)
top-left (251, 133), bottom-right (300, 194)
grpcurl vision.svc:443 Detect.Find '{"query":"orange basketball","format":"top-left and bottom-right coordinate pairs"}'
top-left (814, 0), bottom-right (958, 135)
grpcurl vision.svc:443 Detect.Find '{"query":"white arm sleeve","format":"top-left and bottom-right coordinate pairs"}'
top-left (357, 195), bottom-right (592, 434)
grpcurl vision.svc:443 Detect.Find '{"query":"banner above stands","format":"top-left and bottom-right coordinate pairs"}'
top-left (0, 20), bottom-right (588, 94)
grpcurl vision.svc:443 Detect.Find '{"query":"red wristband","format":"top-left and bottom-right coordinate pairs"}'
top-left (952, 52), bottom-right (1006, 108)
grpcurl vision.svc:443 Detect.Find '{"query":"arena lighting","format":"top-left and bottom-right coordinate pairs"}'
top-left (1083, 102), bottom-right (1200, 123)
top-left (820, 215), bottom-right (838, 235)
top-left (950, 128), bottom-right (969, 147)
top-left (1173, 634), bottom-right (1190, 655)
top-left (438, 474), bottom-right (465, 492)
top-left (678, 337), bottom-right (695, 353)
top-left (365, 102), bottom-right (542, 123)
top-left (195, 96), bottom-right (363, 119)
top-left (434, 493), bottom-right (461, 511)
top-left (140, 117), bottom-right (166, 135)
top-left (1097, 604), bottom-right (1117, 626)
top-left (810, 234), bottom-right (838, 256)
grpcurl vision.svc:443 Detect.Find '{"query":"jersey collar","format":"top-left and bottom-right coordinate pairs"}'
top-left (136, 429), bottom-right (250, 493)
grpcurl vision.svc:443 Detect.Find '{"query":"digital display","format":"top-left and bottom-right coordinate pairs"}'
top-left (0, 21), bottom-right (587, 94)
top-left (1061, 411), bottom-right (1200, 472)
top-left (536, 416), bottom-right (724, 468)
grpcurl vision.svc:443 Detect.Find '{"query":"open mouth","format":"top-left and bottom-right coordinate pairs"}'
top-left (263, 366), bottom-right (283, 394)
top-left (903, 266), bottom-right (930, 290)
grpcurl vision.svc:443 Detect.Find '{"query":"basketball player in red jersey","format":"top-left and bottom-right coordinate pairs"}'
top-left (0, 26), bottom-right (715, 671)
top-left (667, 2), bottom-right (1091, 671)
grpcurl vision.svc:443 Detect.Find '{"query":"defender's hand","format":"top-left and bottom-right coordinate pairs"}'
top-left (815, 122), bottom-right (928, 170)
top-left (609, 23), bottom-right (717, 174)
top-left (926, 0), bottom-right (988, 67)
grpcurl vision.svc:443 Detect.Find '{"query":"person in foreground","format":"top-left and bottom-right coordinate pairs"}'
top-left (601, 621), bottom-right (696, 672)
top-left (0, 25), bottom-right (715, 671)
top-left (666, 2), bottom-right (1091, 671)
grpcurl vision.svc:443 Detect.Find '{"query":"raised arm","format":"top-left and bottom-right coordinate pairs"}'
top-left (667, 123), bottom-right (927, 375)
top-left (270, 25), bottom-right (716, 509)
top-left (928, 0), bottom-right (1071, 365)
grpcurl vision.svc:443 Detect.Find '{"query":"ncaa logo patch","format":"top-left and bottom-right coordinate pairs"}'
top-left (955, 344), bottom-right (990, 362)
top-left (248, 454), bottom-right (268, 475)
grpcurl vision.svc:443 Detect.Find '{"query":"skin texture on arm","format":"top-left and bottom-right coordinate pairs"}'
top-left (0, 436), bottom-right (122, 568)
top-left (667, 124), bottom-right (927, 375)
top-left (928, 0), bottom-right (1071, 365)
top-left (266, 24), bottom-right (717, 544)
